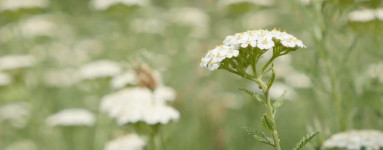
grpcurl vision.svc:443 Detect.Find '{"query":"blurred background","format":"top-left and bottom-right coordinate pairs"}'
top-left (1, 0), bottom-right (383, 150)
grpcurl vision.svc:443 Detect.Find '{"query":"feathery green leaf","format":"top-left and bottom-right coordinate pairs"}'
top-left (293, 131), bottom-right (319, 150)
top-left (243, 127), bottom-right (275, 147)
top-left (239, 88), bottom-right (263, 103)
top-left (261, 114), bottom-right (274, 131)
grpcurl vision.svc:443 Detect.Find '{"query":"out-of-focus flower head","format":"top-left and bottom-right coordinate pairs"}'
top-left (104, 134), bottom-right (146, 150)
top-left (43, 68), bottom-right (79, 87)
top-left (0, 0), bottom-right (48, 12)
top-left (348, 8), bottom-right (383, 22)
top-left (4, 140), bottom-right (37, 150)
top-left (46, 108), bottom-right (95, 127)
top-left (0, 55), bottom-right (36, 71)
top-left (348, 9), bottom-right (376, 22)
top-left (91, 0), bottom-right (149, 11)
top-left (0, 102), bottom-right (30, 128)
top-left (77, 60), bottom-right (122, 81)
top-left (100, 87), bottom-right (179, 125)
top-left (110, 71), bottom-right (137, 89)
top-left (18, 15), bottom-right (57, 38)
top-left (322, 130), bottom-right (383, 150)
top-left (130, 18), bottom-right (167, 35)
top-left (0, 72), bottom-right (12, 86)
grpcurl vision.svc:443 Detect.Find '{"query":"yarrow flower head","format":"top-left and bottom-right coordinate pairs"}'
top-left (200, 28), bottom-right (306, 73)
top-left (322, 130), bottom-right (383, 150)
top-left (46, 109), bottom-right (95, 127)
top-left (100, 87), bottom-right (179, 125)
top-left (0, 102), bottom-right (30, 128)
top-left (104, 134), bottom-right (146, 150)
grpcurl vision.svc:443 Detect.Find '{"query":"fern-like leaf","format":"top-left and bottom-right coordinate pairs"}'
top-left (261, 114), bottom-right (274, 131)
top-left (243, 127), bottom-right (275, 147)
top-left (239, 88), bottom-right (263, 103)
top-left (293, 131), bottom-right (319, 150)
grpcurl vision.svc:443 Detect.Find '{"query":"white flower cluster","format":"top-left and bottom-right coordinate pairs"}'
top-left (46, 109), bottom-right (95, 127)
top-left (100, 87), bottom-right (179, 125)
top-left (0, 55), bottom-right (36, 71)
top-left (200, 29), bottom-right (306, 70)
top-left (77, 60), bottom-right (122, 81)
top-left (4, 140), bottom-right (37, 150)
top-left (19, 15), bottom-right (57, 38)
top-left (348, 8), bottom-right (383, 22)
top-left (130, 18), bottom-right (167, 35)
top-left (104, 134), bottom-right (146, 150)
top-left (0, 0), bottom-right (48, 12)
top-left (0, 72), bottom-right (12, 86)
top-left (92, 0), bottom-right (149, 11)
top-left (110, 71), bottom-right (137, 89)
top-left (0, 102), bottom-right (30, 128)
top-left (322, 130), bottom-right (383, 150)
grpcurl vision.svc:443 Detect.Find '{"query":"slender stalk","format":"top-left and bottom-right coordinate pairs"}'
top-left (257, 79), bottom-right (281, 150)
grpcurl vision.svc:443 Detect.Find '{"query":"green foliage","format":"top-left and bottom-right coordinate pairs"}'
top-left (293, 131), bottom-right (320, 150)
top-left (243, 127), bottom-right (275, 147)
top-left (261, 114), bottom-right (275, 131)
top-left (239, 88), bottom-right (263, 103)
top-left (272, 91), bottom-right (285, 115)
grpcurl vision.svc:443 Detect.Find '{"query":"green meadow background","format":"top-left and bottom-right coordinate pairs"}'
top-left (1, 0), bottom-right (383, 150)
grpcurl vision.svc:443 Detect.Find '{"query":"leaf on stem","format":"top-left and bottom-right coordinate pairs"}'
top-left (261, 114), bottom-right (274, 131)
top-left (266, 65), bottom-right (275, 93)
top-left (272, 90), bottom-right (286, 114)
top-left (243, 127), bottom-right (275, 147)
top-left (239, 88), bottom-right (263, 103)
top-left (293, 131), bottom-right (319, 150)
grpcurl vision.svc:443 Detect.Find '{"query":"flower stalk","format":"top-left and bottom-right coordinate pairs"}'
top-left (200, 29), bottom-right (318, 150)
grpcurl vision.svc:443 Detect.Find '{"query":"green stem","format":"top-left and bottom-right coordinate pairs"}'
top-left (256, 79), bottom-right (281, 150)
top-left (260, 56), bottom-right (277, 76)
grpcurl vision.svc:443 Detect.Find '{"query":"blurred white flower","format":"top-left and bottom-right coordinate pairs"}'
top-left (284, 72), bottom-right (312, 88)
top-left (110, 71), bottom-right (137, 89)
top-left (170, 7), bottom-right (210, 38)
top-left (46, 42), bottom-right (92, 66)
top-left (4, 140), bottom-right (37, 150)
top-left (365, 62), bottom-right (383, 83)
top-left (0, 55), bottom-right (36, 71)
top-left (105, 134), bottom-right (146, 150)
top-left (269, 83), bottom-right (296, 100)
top-left (299, 0), bottom-right (311, 5)
top-left (348, 9), bottom-right (376, 22)
top-left (0, 102), bottom-right (30, 128)
top-left (19, 15), bottom-right (57, 38)
top-left (100, 87), bottom-right (179, 125)
top-left (78, 60), bottom-right (122, 81)
top-left (0, 0), bottom-right (48, 12)
top-left (43, 68), bottom-right (79, 87)
top-left (142, 105), bottom-right (180, 125)
top-left (91, 0), bottom-right (149, 10)
top-left (130, 18), bottom-right (167, 35)
top-left (322, 130), bottom-right (383, 150)
top-left (376, 8), bottom-right (383, 20)
top-left (0, 72), bottom-right (12, 86)
top-left (46, 109), bottom-right (95, 127)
